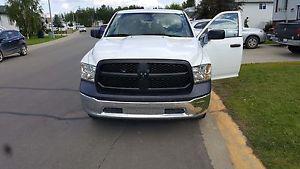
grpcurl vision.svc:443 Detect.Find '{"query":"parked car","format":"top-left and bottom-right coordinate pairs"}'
top-left (272, 0), bottom-right (300, 54)
top-left (90, 24), bottom-right (107, 38)
top-left (81, 9), bottom-right (243, 120)
top-left (192, 19), bottom-right (267, 49)
top-left (0, 30), bottom-right (27, 62)
top-left (272, 22), bottom-right (300, 54)
top-left (78, 25), bottom-right (87, 32)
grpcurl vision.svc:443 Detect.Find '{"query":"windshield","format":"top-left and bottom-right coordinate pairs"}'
top-left (105, 13), bottom-right (193, 37)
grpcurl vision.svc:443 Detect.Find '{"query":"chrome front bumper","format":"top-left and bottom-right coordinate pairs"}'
top-left (80, 93), bottom-right (210, 119)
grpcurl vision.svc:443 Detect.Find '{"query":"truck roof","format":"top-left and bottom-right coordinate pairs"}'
top-left (117, 9), bottom-right (184, 14)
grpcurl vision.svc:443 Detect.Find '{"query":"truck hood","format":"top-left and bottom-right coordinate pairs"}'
top-left (88, 36), bottom-right (202, 66)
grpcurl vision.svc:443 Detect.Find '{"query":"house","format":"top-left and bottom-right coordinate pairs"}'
top-left (194, 0), bottom-right (274, 29)
top-left (0, 5), bottom-right (18, 30)
top-left (236, 0), bottom-right (274, 28)
top-left (273, 0), bottom-right (300, 22)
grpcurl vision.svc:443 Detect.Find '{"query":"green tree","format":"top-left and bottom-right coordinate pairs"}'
top-left (75, 7), bottom-right (95, 26)
top-left (62, 5), bottom-right (144, 26)
top-left (95, 5), bottom-right (114, 24)
top-left (196, 0), bottom-right (241, 19)
top-left (53, 14), bottom-right (63, 27)
top-left (182, 0), bottom-right (195, 9)
top-left (6, 0), bottom-right (43, 37)
top-left (64, 11), bottom-right (75, 23)
top-left (165, 3), bottom-right (183, 10)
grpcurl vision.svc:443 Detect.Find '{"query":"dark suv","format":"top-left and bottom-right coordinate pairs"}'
top-left (0, 30), bottom-right (27, 62)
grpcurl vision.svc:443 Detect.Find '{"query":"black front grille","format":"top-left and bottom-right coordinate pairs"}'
top-left (95, 59), bottom-right (193, 95)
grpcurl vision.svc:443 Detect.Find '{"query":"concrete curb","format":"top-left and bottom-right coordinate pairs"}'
top-left (201, 91), bottom-right (266, 169)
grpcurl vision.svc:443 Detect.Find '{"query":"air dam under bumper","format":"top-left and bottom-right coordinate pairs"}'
top-left (80, 93), bottom-right (210, 119)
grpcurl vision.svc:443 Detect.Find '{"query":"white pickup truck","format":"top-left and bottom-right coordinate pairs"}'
top-left (80, 9), bottom-right (243, 119)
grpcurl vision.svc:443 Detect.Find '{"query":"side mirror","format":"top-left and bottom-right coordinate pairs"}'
top-left (208, 30), bottom-right (225, 40)
top-left (90, 29), bottom-right (103, 38)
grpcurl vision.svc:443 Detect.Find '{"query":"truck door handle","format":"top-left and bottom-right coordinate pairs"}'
top-left (230, 44), bottom-right (241, 48)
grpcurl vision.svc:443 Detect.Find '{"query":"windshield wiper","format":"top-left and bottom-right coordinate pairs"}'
top-left (107, 34), bottom-right (131, 37)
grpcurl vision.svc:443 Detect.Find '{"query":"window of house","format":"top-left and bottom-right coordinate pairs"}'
top-left (259, 3), bottom-right (267, 10)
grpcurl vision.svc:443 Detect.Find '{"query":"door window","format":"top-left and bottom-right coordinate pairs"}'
top-left (6, 31), bottom-right (14, 39)
top-left (12, 31), bottom-right (21, 37)
top-left (208, 13), bottom-right (239, 38)
top-left (0, 31), bottom-right (10, 40)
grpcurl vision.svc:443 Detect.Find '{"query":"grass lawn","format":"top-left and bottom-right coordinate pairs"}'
top-left (264, 40), bottom-right (276, 45)
top-left (213, 62), bottom-right (300, 169)
top-left (26, 35), bottom-right (65, 45)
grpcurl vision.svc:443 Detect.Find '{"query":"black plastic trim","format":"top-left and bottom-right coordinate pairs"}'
top-left (95, 59), bottom-right (194, 95)
top-left (80, 80), bottom-right (211, 102)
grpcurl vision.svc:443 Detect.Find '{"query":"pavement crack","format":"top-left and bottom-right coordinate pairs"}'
top-left (97, 125), bottom-right (126, 169)
top-left (0, 86), bottom-right (78, 93)
top-left (0, 111), bottom-right (89, 121)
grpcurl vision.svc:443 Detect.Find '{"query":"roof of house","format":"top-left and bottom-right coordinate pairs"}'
top-left (235, 0), bottom-right (273, 3)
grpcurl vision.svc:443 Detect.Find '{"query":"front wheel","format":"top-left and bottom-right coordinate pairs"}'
top-left (0, 52), bottom-right (3, 62)
top-left (245, 36), bottom-right (259, 49)
top-left (20, 45), bottom-right (28, 56)
top-left (288, 46), bottom-right (300, 54)
top-left (193, 113), bottom-right (207, 120)
top-left (88, 114), bottom-right (98, 120)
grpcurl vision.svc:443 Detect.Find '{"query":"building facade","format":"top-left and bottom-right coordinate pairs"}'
top-left (236, 0), bottom-right (274, 28)
top-left (273, 0), bottom-right (300, 22)
top-left (0, 5), bottom-right (18, 30)
top-left (195, 0), bottom-right (274, 28)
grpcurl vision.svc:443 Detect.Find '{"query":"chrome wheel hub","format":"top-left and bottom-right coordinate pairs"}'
top-left (248, 38), bottom-right (258, 48)
top-left (21, 46), bottom-right (27, 55)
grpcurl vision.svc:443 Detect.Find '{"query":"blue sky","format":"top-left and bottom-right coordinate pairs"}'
top-left (0, 0), bottom-right (186, 16)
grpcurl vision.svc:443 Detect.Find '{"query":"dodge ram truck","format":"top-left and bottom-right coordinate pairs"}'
top-left (273, 22), bottom-right (300, 54)
top-left (80, 9), bottom-right (243, 119)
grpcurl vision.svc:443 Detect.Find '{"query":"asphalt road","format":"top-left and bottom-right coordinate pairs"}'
top-left (243, 44), bottom-right (300, 63)
top-left (0, 32), bottom-right (213, 169)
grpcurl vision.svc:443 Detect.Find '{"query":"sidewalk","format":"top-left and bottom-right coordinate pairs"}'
top-left (243, 44), bottom-right (300, 64)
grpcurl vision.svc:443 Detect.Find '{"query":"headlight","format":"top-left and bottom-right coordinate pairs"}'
top-left (80, 62), bottom-right (96, 82)
top-left (192, 64), bottom-right (211, 83)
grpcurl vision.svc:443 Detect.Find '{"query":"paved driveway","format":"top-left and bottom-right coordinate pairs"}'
top-left (243, 45), bottom-right (300, 64)
top-left (0, 33), bottom-right (215, 169)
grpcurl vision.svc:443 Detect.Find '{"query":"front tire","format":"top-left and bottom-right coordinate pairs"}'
top-left (288, 46), bottom-right (300, 54)
top-left (88, 114), bottom-right (98, 120)
top-left (245, 36), bottom-right (259, 49)
top-left (20, 45), bottom-right (28, 56)
top-left (193, 113), bottom-right (206, 120)
top-left (0, 52), bottom-right (3, 62)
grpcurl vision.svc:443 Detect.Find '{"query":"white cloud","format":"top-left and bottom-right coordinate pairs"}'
top-left (92, 0), bottom-right (163, 8)
top-left (62, 3), bottom-right (70, 10)
top-left (40, 0), bottom-right (186, 15)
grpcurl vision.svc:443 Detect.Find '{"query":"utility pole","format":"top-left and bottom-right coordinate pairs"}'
top-left (47, 0), bottom-right (54, 38)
